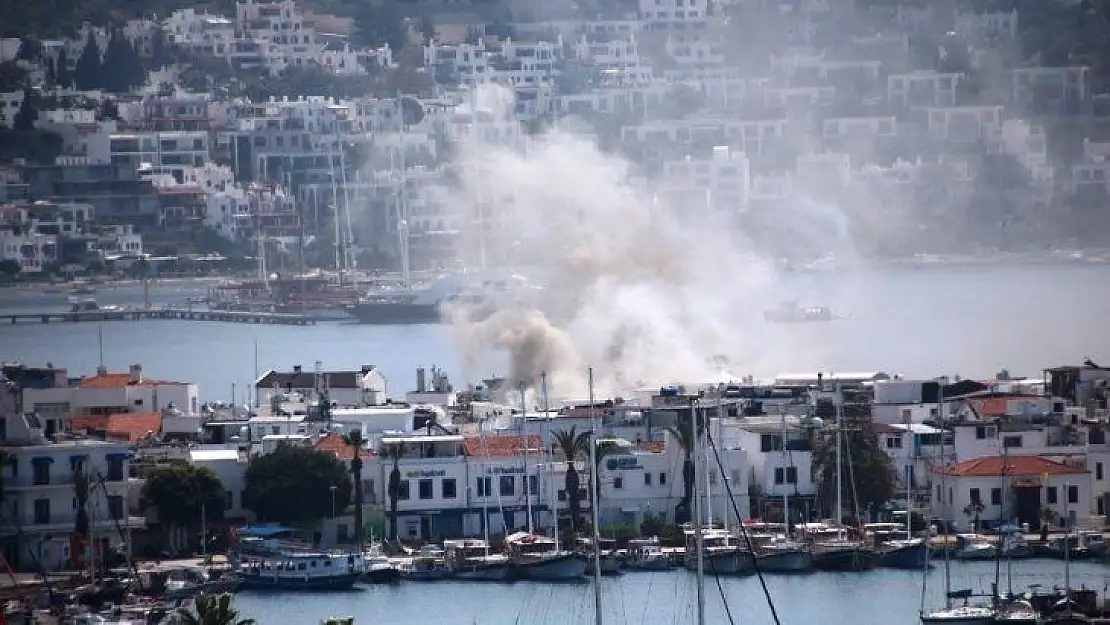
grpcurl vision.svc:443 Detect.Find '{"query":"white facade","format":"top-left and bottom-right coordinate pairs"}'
top-left (189, 448), bottom-right (251, 521)
top-left (1, 429), bottom-right (145, 571)
top-left (0, 229), bottom-right (58, 274)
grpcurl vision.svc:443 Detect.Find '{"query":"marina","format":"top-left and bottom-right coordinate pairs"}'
top-left (0, 307), bottom-right (317, 325)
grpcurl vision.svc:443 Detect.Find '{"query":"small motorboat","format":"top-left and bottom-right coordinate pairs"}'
top-left (626, 538), bottom-right (674, 571)
top-left (994, 598), bottom-right (1038, 624)
top-left (764, 300), bottom-right (833, 323)
top-left (954, 534), bottom-right (997, 561)
top-left (398, 547), bottom-right (451, 581)
top-left (919, 604), bottom-right (996, 625)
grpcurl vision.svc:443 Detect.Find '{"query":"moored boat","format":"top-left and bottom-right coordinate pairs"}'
top-left (575, 537), bottom-right (624, 575)
top-left (994, 598), bottom-right (1038, 624)
top-left (919, 604), bottom-right (996, 625)
top-left (954, 534), bottom-right (997, 561)
top-left (444, 539), bottom-right (511, 581)
top-left (626, 537), bottom-right (674, 571)
top-left (881, 537), bottom-right (929, 570)
top-left (398, 547), bottom-right (451, 581)
top-left (228, 550), bottom-right (361, 591)
top-left (753, 535), bottom-right (812, 573)
top-left (684, 527), bottom-right (754, 576)
top-left (506, 532), bottom-right (587, 581)
top-left (763, 300), bottom-right (833, 323)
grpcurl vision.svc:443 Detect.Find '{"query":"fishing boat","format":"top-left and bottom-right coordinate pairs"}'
top-left (753, 535), bottom-right (812, 573)
top-left (398, 547), bottom-right (451, 581)
top-left (994, 598), bottom-right (1038, 624)
top-left (954, 534), bottom-right (997, 561)
top-left (763, 300), bottom-right (833, 323)
top-left (506, 532), bottom-right (587, 581)
top-left (575, 538), bottom-right (624, 575)
top-left (626, 538), bottom-right (673, 571)
top-left (444, 539), bottom-right (511, 581)
top-left (684, 527), bottom-right (754, 575)
top-left (881, 537), bottom-right (929, 569)
top-left (919, 602), bottom-right (996, 625)
top-left (228, 550), bottom-right (361, 590)
top-left (362, 544), bottom-right (401, 583)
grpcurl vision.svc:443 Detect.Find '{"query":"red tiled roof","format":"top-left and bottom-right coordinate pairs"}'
top-left (71, 412), bottom-right (161, 443)
top-left (937, 455), bottom-right (1087, 478)
top-left (313, 433), bottom-right (375, 461)
top-left (464, 434), bottom-right (542, 458)
top-left (78, 373), bottom-right (181, 389)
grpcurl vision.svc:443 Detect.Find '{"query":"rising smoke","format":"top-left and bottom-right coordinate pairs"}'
top-left (439, 84), bottom-right (818, 399)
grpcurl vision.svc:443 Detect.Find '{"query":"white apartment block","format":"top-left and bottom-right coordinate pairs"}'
top-left (925, 105), bottom-right (1004, 142)
top-left (660, 146), bottom-right (750, 215)
top-left (0, 90), bottom-right (25, 129)
top-left (638, 0), bottom-right (710, 29)
top-left (0, 229), bottom-right (58, 274)
top-left (98, 131), bottom-right (210, 171)
top-left (887, 71), bottom-right (959, 108)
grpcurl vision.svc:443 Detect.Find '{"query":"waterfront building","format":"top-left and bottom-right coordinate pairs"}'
top-left (726, 416), bottom-right (813, 522)
top-left (932, 455), bottom-right (1091, 531)
top-left (0, 389), bottom-right (145, 571)
top-left (0, 226), bottom-right (57, 274)
top-left (255, 364), bottom-right (387, 408)
top-left (22, 364), bottom-right (199, 437)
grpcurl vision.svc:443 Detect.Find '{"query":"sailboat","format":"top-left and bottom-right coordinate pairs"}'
top-left (445, 420), bottom-right (511, 581)
top-left (920, 384), bottom-right (995, 625)
top-left (882, 464), bottom-right (929, 569)
top-left (1042, 479), bottom-right (1089, 625)
top-left (755, 409), bottom-right (812, 573)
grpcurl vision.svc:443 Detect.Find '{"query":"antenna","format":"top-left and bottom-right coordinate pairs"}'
top-left (97, 324), bottom-right (105, 369)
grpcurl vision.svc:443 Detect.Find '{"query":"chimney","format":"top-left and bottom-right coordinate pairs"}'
top-left (416, 368), bottom-right (427, 393)
top-left (96, 364), bottom-right (108, 377)
top-left (361, 365), bottom-right (374, 374)
top-left (293, 364), bottom-right (303, 374)
top-left (128, 364), bottom-right (142, 383)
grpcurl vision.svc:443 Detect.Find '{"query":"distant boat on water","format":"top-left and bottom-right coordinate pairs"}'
top-left (764, 300), bottom-right (834, 323)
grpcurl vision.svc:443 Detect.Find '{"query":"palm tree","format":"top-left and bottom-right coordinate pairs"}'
top-left (553, 427), bottom-right (590, 531)
top-left (665, 412), bottom-right (702, 525)
top-left (381, 441), bottom-right (407, 542)
top-left (73, 465), bottom-right (91, 546)
top-left (590, 440), bottom-right (621, 530)
top-left (177, 593), bottom-right (255, 625)
top-left (343, 431), bottom-right (365, 550)
top-left (963, 501), bottom-right (985, 533)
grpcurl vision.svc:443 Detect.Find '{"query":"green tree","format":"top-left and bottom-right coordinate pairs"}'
top-left (73, 466), bottom-right (90, 550)
top-left (381, 441), bottom-right (406, 541)
top-left (55, 49), bottom-right (73, 89)
top-left (811, 421), bottom-right (895, 523)
top-left (665, 411), bottom-right (705, 525)
top-left (74, 31), bottom-right (102, 91)
top-left (353, 2), bottom-right (408, 52)
top-left (16, 37), bottom-right (41, 62)
top-left (343, 430), bottom-right (366, 548)
top-left (0, 259), bottom-right (20, 280)
top-left (0, 128), bottom-right (63, 163)
top-left (98, 98), bottom-right (120, 121)
top-left (141, 463), bottom-right (226, 550)
top-left (417, 14), bottom-right (436, 43)
top-left (591, 439), bottom-right (621, 524)
top-left (963, 501), bottom-right (985, 533)
top-left (553, 427), bottom-right (590, 531)
top-left (13, 88), bottom-right (38, 132)
top-left (242, 445), bottom-right (351, 526)
top-left (150, 28), bottom-right (175, 70)
top-left (0, 61), bottom-right (28, 92)
top-left (177, 593), bottom-right (255, 625)
top-left (101, 29), bottom-right (145, 93)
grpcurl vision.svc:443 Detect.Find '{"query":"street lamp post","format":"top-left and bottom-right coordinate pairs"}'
top-left (330, 485), bottom-right (338, 519)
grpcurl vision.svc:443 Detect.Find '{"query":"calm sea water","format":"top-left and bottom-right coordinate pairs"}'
top-left (1, 263), bottom-right (1108, 400)
top-left (228, 560), bottom-right (1107, 625)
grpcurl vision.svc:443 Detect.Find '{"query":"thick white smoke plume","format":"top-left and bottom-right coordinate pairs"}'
top-left (441, 85), bottom-right (818, 399)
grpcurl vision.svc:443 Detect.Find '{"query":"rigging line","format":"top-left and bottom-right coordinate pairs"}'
top-left (708, 553), bottom-right (737, 625)
top-left (706, 428), bottom-right (784, 625)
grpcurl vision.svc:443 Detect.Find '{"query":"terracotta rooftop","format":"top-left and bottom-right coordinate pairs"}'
top-left (71, 412), bottom-right (161, 443)
top-left (313, 433), bottom-right (375, 461)
top-left (78, 373), bottom-right (181, 389)
top-left (464, 434), bottom-right (542, 458)
top-left (937, 455), bottom-right (1087, 478)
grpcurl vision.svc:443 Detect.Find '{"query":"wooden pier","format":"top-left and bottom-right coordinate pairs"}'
top-left (0, 308), bottom-right (316, 326)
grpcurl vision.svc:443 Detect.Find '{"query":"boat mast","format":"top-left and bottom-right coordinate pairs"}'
top-left (480, 420), bottom-right (491, 556)
top-left (587, 367), bottom-right (604, 625)
top-left (781, 404), bottom-right (790, 533)
top-left (904, 409), bottom-right (912, 540)
top-left (939, 382), bottom-right (952, 609)
top-left (395, 93), bottom-right (411, 290)
top-left (519, 380), bottom-right (534, 535)
top-left (1064, 477), bottom-right (1072, 618)
top-left (705, 397), bottom-right (714, 530)
top-left (692, 397), bottom-right (706, 625)
top-left (834, 378), bottom-right (843, 527)
top-left (326, 138), bottom-right (343, 274)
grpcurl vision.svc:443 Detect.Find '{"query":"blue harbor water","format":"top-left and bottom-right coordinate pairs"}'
top-left (2, 263), bottom-right (1109, 398)
top-left (227, 560), bottom-right (1108, 625)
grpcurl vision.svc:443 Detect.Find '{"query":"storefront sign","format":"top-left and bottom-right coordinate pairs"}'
top-left (405, 469), bottom-right (447, 478)
top-left (606, 456), bottom-right (642, 471)
top-left (486, 465), bottom-right (526, 474)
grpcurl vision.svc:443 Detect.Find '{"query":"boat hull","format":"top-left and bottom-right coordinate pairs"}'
top-left (756, 549), bottom-right (813, 573)
top-left (361, 566), bottom-right (401, 584)
top-left (452, 562), bottom-right (512, 581)
top-left (627, 557), bottom-right (673, 571)
top-left (515, 554), bottom-right (588, 581)
top-left (882, 542), bottom-right (929, 569)
top-left (919, 607), bottom-right (995, 625)
top-left (233, 571), bottom-right (360, 591)
top-left (347, 302), bottom-right (442, 325)
top-left (813, 547), bottom-right (878, 571)
top-left (687, 550), bottom-right (754, 575)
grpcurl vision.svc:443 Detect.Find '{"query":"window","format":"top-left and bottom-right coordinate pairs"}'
top-left (785, 467), bottom-right (797, 484)
top-left (975, 426), bottom-right (995, 439)
top-left (107, 457), bottom-right (124, 481)
top-left (644, 473), bottom-right (652, 486)
top-left (108, 495), bottom-right (124, 519)
top-left (499, 475), bottom-right (515, 497)
top-left (1002, 435), bottom-right (1023, 448)
top-left (760, 434), bottom-right (783, 452)
top-left (1046, 486), bottom-right (1058, 504)
top-left (397, 480), bottom-right (410, 500)
top-left (1068, 485), bottom-right (1079, 504)
top-left (528, 475), bottom-right (537, 495)
top-left (477, 476), bottom-right (491, 497)
top-left (970, 488), bottom-right (981, 505)
top-left (32, 459), bottom-right (50, 485)
top-left (225, 490), bottom-right (233, 510)
top-left (442, 478), bottom-right (457, 499)
top-left (33, 498), bottom-right (49, 524)
top-left (613, 476), bottom-right (624, 489)
top-left (659, 473), bottom-right (667, 486)
top-left (991, 488), bottom-right (1002, 505)
top-left (418, 479), bottom-right (433, 500)
top-left (709, 471), bottom-right (717, 485)
top-left (886, 436), bottom-right (902, 449)
top-left (1098, 463), bottom-right (1104, 481)
top-left (774, 467), bottom-right (784, 484)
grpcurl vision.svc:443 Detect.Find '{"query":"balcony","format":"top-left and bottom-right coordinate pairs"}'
top-left (0, 515), bottom-right (146, 536)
